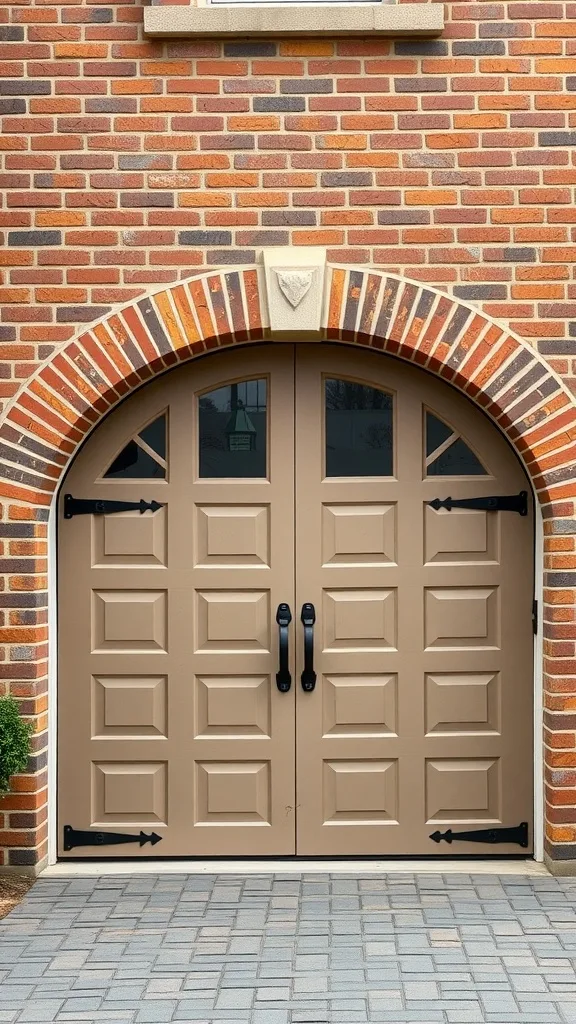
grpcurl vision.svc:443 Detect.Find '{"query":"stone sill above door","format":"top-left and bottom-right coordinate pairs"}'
top-left (143, 2), bottom-right (444, 38)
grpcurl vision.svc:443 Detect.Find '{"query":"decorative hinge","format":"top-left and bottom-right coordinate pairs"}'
top-left (430, 822), bottom-right (528, 848)
top-left (64, 494), bottom-right (163, 519)
top-left (63, 825), bottom-right (162, 851)
top-left (429, 491), bottom-right (528, 516)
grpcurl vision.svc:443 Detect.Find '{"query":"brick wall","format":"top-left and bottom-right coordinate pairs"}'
top-left (1, 0), bottom-right (576, 868)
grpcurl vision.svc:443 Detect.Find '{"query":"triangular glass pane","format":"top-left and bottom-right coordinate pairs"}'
top-left (138, 415), bottom-right (166, 460)
top-left (426, 412), bottom-right (455, 457)
top-left (104, 440), bottom-right (165, 479)
top-left (427, 437), bottom-right (487, 476)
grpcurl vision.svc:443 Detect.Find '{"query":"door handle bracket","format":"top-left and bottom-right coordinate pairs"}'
top-left (301, 602), bottom-right (316, 693)
top-left (276, 603), bottom-right (292, 693)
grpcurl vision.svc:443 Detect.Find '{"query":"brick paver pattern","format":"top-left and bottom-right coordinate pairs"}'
top-left (1, 872), bottom-right (576, 1023)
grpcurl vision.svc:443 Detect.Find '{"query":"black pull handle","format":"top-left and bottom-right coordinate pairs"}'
top-left (301, 602), bottom-right (316, 692)
top-left (276, 603), bottom-right (292, 693)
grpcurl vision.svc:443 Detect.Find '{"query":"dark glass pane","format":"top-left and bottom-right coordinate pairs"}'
top-left (104, 440), bottom-right (165, 479)
top-left (139, 415), bottom-right (166, 460)
top-left (199, 379), bottom-right (267, 478)
top-left (325, 379), bottom-right (393, 477)
top-left (426, 412), bottom-right (454, 457)
top-left (427, 437), bottom-right (487, 476)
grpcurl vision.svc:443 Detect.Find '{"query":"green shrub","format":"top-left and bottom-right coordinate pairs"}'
top-left (0, 696), bottom-right (34, 797)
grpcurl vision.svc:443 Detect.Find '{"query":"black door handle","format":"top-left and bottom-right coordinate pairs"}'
top-left (301, 602), bottom-right (316, 692)
top-left (276, 603), bottom-right (292, 693)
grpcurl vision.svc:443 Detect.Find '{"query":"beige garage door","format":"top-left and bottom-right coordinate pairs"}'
top-left (58, 344), bottom-right (534, 858)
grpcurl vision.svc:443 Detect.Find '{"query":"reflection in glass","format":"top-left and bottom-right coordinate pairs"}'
top-left (325, 379), bottom-right (393, 477)
top-left (199, 379), bottom-right (267, 478)
top-left (426, 412), bottom-right (455, 457)
top-left (104, 414), bottom-right (166, 479)
top-left (427, 438), bottom-right (487, 476)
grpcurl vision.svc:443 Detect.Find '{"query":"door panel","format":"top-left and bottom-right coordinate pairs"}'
top-left (58, 346), bottom-right (296, 857)
top-left (294, 345), bottom-right (533, 856)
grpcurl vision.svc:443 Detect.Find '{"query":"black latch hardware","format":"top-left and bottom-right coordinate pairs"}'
top-left (276, 602), bottom-right (292, 693)
top-left (63, 825), bottom-right (162, 851)
top-left (430, 821), bottom-right (528, 848)
top-left (301, 602), bottom-right (317, 693)
top-left (64, 493), bottom-right (163, 519)
top-left (429, 490), bottom-right (527, 517)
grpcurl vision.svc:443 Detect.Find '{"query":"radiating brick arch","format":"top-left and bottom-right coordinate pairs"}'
top-left (1, 264), bottom-right (575, 510)
top-left (1, 263), bottom-right (576, 872)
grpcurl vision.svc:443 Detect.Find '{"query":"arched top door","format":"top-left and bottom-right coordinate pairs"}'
top-left (58, 343), bottom-right (533, 860)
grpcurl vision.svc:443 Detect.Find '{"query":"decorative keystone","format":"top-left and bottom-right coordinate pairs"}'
top-left (262, 246), bottom-right (327, 339)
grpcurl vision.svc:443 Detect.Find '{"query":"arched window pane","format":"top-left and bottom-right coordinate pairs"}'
top-left (199, 379), bottom-right (267, 478)
top-left (325, 379), bottom-right (393, 477)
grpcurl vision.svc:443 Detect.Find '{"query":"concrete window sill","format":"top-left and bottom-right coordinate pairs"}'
top-left (143, 3), bottom-right (445, 38)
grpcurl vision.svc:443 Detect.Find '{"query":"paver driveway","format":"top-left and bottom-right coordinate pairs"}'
top-left (1, 871), bottom-right (576, 1023)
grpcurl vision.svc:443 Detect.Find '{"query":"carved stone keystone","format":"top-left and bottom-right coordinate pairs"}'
top-left (262, 247), bottom-right (327, 339)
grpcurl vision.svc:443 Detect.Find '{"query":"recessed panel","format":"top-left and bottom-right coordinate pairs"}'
top-left (323, 760), bottom-right (398, 823)
top-left (323, 675), bottom-right (397, 737)
top-left (92, 762), bottom-right (167, 824)
top-left (196, 762), bottom-right (270, 823)
top-left (196, 676), bottom-right (270, 738)
top-left (196, 591), bottom-right (270, 652)
top-left (195, 506), bottom-right (269, 567)
top-left (92, 591), bottom-right (167, 652)
top-left (425, 673), bottom-right (499, 735)
top-left (424, 587), bottom-right (498, 650)
top-left (426, 758), bottom-right (500, 823)
top-left (323, 590), bottom-right (397, 651)
top-left (92, 676), bottom-right (167, 738)
top-left (92, 508), bottom-right (167, 568)
top-left (322, 504), bottom-right (396, 566)
top-left (424, 506), bottom-right (496, 565)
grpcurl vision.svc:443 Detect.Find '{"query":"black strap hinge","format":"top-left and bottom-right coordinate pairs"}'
top-left (429, 491), bottom-right (527, 516)
top-left (63, 825), bottom-right (162, 851)
top-left (430, 822), bottom-right (528, 847)
top-left (64, 494), bottom-right (163, 519)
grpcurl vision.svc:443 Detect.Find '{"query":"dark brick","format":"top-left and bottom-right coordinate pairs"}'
top-left (396, 77), bottom-right (447, 93)
top-left (0, 326), bottom-right (16, 341)
top-left (9, 813), bottom-right (37, 829)
top-left (321, 172), bottom-right (372, 187)
top-left (224, 41), bottom-right (277, 57)
top-left (254, 97), bottom-right (306, 112)
top-left (378, 209), bottom-right (430, 225)
top-left (8, 849), bottom-right (40, 866)
top-left (479, 22), bottom-right (529, 37)
top-left (0, 79), bottom-right (51, 96)
top-left (0, 592), bottom-right (48, 607)
top-left (61, 154), bottom-right (114, 170)
top-left (539, 131), bottom-right (576, 147)
top-left (569, 324), bottom-right (576, 338)
top-left (545, 572), bottom-right (576, 587)
top-left (453, 285), bottom-right (508, 300)
top-left (200, 134), bottom-right (254, 151)
top-left (503, 247), bottom-right (536, 262)
top-left (394, 40), bottom-right (448, 55)
top-left (121, 192), bottom-right (174, 208)
top-left (262, 210), bottom-right (316, 226)
top-left (0, 27), bottom-right (24, 41)
top-left (280, 79), bottom-right (333, 94)
top-left (86, 98), bottom-right (137, 113)
top-left (8, 230), bottom-right (61, 246)
top-left (179, 230), bottom-right (232, 246)
top-left (0, 524), bottom-right (35, 538)
top-left (235, 230), bottom-right (289, 246)
top-left (452, 40), bottom-right (506, 55)
top-left (89, 6), bottom-right (113, 20)
top-left (0, 98), bottom-right (26, 114)
top-left (568, 77), bottom-right (576, 91)
top-left (56, 305), bottom-right (111, 322)
top-left (207, 249), bottom-right (256, 264)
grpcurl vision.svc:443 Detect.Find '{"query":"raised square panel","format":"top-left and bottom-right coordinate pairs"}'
top-left (92, 675), bottom-right (167, 738)
top-left (424, 506), bottom-right (496, 565)
top-left (323, 760), bottom-right (398, 823)
top-left (426, 758), bottom-right (500, 823)
top-left (195, 505), bottom-right (270, 568)
top-left (323, 675), bottom-right (397, 737)
top-left (196, 591), bottom-right (270, 652)
top-left (196, 762), bottom-right (270, 823)
top-left (196, 676), bottom-right (270, 738)
top-left (424, 587), bottom-right (498, 650)
top-left (323, 590), bottom-right (397, 651)
top-left (92, 591), bottom-right (167, 653)
top-left (425, 673), bottom-right (499, 735)
top-left (92, 508), bottom-right (167, 568)
top-left (322, 504), bottom-right (396, 566)
top-left (92, 761), bottom-right (167, 825)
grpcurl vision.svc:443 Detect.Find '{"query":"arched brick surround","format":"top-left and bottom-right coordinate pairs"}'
top-left (1, 263), bottom-right (576, 872)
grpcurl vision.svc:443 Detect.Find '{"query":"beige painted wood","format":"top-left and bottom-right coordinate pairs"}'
top-left (58, 347), bottom-right (297, 857)
top-left (294, 346), bottom-right (534, 856)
